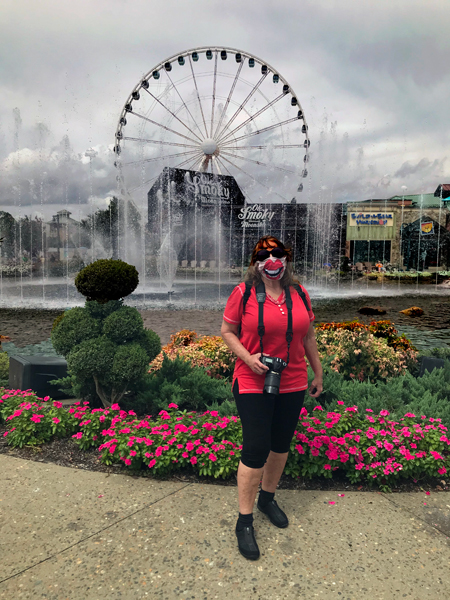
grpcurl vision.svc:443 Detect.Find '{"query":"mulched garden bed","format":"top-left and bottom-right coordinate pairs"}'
top-left (1, 423), bottom-right (447, 494)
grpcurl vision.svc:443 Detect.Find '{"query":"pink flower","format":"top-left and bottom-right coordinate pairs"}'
top-left (324, 464), bottom-right (331, 470)
top-left (148, 459), bottom-right (156, 468)
top-left (328, 501), bottom-right (335, 505)
top-left (438, 467), bottom-right (447, 475)
top-left (53, 401), bottom-right (63, 408)
top-left (52, 417), bottom-right (60, 424)
top-left (208, 453), bottom-right (217, 462)
top-left (111, 403), bottom-right (120, 410)
top-left (155, 446), bottom-right (163, 457)
top-left (182, 452), bottom-right (189, 458)
top-left (72, 432), bottom-right (83, 439)
top-left (124, 458), bottom-right (132, 466)
top-left (129, 450), bottom-right (137, 457)
top-left (190, 456), bottom-right (198, 465)
top-left (168, 403), bottom-right (178, 409)
top-left (380, 410), bottom-right (390, 417)
top-left (337, 401), bottom-right (344, 406)
top-left (30, 414), bottom-right (44, 423)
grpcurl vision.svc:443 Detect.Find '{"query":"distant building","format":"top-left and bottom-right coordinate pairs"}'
top-left (346, 186), bottom-right (450, 270)
top-left (44, 210), bottom-right (88, 261)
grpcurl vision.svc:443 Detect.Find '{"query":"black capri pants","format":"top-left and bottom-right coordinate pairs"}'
top-left (233, 380), bottom-right (306, 469)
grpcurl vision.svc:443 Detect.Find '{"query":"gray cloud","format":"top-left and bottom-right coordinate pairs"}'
top-left (0, 0), bottom-right (449, 218)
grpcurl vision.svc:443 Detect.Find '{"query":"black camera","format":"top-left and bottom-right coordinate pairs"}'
top-left (260, 355), bottom-right (287, 397)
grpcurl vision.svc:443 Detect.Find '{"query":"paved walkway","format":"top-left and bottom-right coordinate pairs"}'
top-left (0, 455), bottom-right (449, 600)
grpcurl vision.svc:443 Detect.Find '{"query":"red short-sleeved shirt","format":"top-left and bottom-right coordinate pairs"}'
top-left (223, 282), bottom-right (315, 394)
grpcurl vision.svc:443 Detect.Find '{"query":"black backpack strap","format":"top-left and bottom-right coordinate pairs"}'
top-left (242, 281), bottom-right (253, 314)
top-left (293, 283), bottom-right (311, 313)
top-left (255, 281), bottom-right (266, 356)
top-left (285, 286), bottom-right (293, 365)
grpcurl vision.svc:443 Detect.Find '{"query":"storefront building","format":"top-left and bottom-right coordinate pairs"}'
top-left (346, 185), bottom-right (450, 270)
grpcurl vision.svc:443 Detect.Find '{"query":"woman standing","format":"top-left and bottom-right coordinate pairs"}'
top-left (221, 235), bottom-right (323, 560)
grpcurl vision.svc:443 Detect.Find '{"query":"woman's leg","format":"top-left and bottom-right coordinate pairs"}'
top-left (261, 451), bottom-right (289, 493)
top-left (258, 390), bottom-right (306, 527)
top-left (233, 381), bottom-right (274, 559)
top-left (237, 461), bottom-right (264, 514)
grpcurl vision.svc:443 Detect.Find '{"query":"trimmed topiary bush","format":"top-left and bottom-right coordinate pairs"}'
top-left (103, 306), bottom-right (144, 344)
top-left (51, 262), bottom-right (160, 408)
top-left (51, 308), bottom-right (101, 356)
top-left (75, 258), bottom-right (139, 304)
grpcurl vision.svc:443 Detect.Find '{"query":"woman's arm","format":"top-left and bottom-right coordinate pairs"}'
top-left (303, 321), bottom-right (323, 397)
top-left (221, 320), bottom-right (269, 376)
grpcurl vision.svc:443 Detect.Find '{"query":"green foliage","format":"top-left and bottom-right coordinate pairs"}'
top-left (111, 343), bottom-right (149, 385)
top-left (2, 339), bottom-right (63, 358)
top-left (67, 336), bottom-right (116, 380)
top-left (103, 306), bottom-right (144, 344)
top-left (128, 355), bottom-right (234, 416)
top-left (306, 360), bottom-right (450, 429)
top-left (315, 327), bottom-right (416, 382)
top-left (137, 329), bottom-right (162, 363)
top-left (51, 308), bottom-right (100, 356)
top-left (50, 298), bottom-right (160, 407)
top-left (85, 299), bottom-right (123, 320)
top-left (52, 313), bottom-right (65, 332)
top-left (422, 347), bottom-right (450, 361)
top-left (75, 259), bottom-right (139, 303)
top-left (0, 352), bottom-right (9, 387)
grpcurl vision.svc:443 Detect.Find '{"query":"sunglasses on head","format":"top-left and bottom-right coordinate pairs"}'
top-left (256, 247), bottom-right (286, 261)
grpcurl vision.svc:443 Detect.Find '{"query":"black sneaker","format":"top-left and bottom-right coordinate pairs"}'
top-left (235, 524), bottom-right (260, 560)
top-left (257, 499), bottom-right (289, 528)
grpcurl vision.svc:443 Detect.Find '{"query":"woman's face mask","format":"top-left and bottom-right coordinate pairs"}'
top-left (256, 256), bottom-right (287, 281)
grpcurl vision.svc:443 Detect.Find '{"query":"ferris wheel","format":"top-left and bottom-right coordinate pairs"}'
top-left (114, 46), bottom-right (310, 206)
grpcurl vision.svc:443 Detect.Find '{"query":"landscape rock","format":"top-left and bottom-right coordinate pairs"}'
top-left (358, 306), bottom-right (387, 315)
top-left (399, 306), bottom-right (424, 317)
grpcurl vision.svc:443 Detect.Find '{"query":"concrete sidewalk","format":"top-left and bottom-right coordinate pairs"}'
top-left (0, 455), bottom-right (449, 600)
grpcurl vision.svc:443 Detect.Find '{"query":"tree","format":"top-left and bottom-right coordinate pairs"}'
top-left (81, 197), bottom-right (141, 259)
top-left (0, 211), bottom-right (17, 259)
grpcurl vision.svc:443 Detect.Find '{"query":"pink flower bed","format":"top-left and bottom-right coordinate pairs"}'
top-left (1, 389), bottom-right (449, 492)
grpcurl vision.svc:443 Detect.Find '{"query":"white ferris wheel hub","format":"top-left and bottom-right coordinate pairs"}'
top-left (201, 138), bottom-right (218, 156)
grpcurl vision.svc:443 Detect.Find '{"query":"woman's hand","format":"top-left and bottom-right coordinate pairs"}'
top-left (308, 377), bottom-right (323, 398)
top-left (246, 353), bottom-right (270, 376)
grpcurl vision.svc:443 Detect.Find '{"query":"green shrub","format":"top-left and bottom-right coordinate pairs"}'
top-left (126, 355), bottom-right (234, 415)
top-left (52, 313), bottom-right (65, 332)
top-left (306, 360), bottom-right (450, 429)
top-left (75, 259), bottom-right (139, 303)
top-left (0, 352), bottom-right (8, 387)
top-left (103, 306), bottom-right (144, 344)
top-left (51, 287), bottom-right (161, 407)
top-left (51, 308), bottom-right (100, 356)
top-left (85, 299), bottom-right (123, 320)
top-left (2, 339), bottom-right (63, 358)
top-left (137, 329), bottom-right (162, 363)
top-left (315, 328), bottom-right (417, 382)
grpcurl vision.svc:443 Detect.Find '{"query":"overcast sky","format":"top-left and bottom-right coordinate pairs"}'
top-left (0, 0), bottom-right (449, 220)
